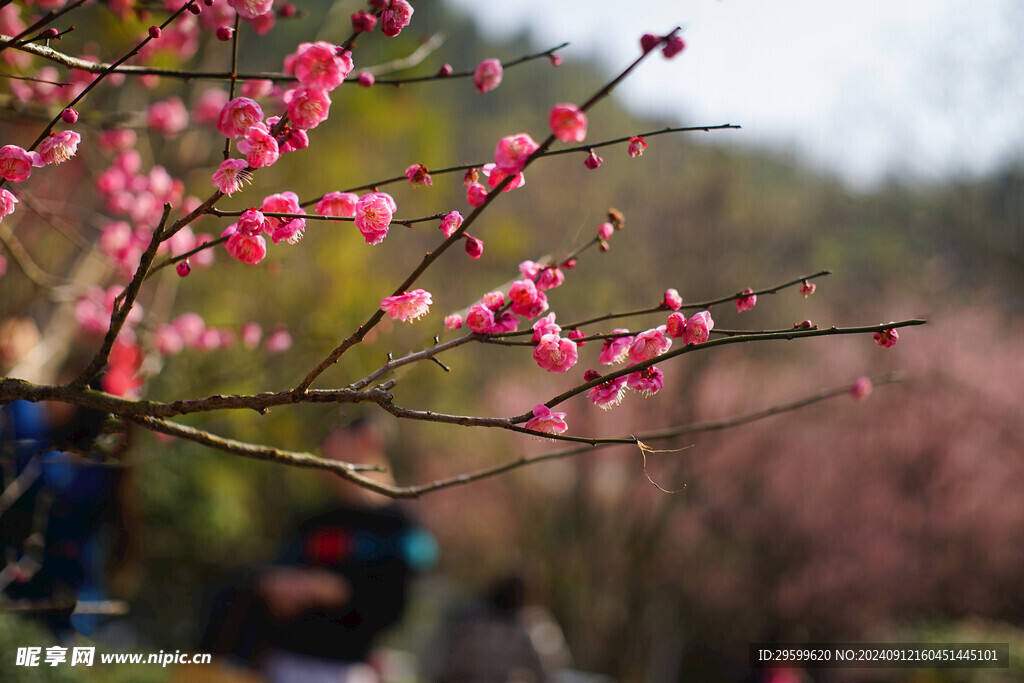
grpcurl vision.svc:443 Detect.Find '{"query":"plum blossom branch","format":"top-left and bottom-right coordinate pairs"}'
top-left (295, 29), bottom-right (683, 392)
top-left (0, 0), bottom-right (88, 55)
top-left (301, 123), bottom-right (738, 202)
top-left (488, 270), bottom-right (834, 341)
top-left (127, 416), bottom-right (397, 493)
top-left (519, 319), bottom-right (927, 421)
top-left (0, 33), bottom-right (563, 86)
top-left (350, 333), bottom-right (477, 390)
top-left (0, 377), bottom-right (396, 419)
top-left (134, 372), bottom-right (904, 499)
top-left (368, 41), bottom-right (569, 85)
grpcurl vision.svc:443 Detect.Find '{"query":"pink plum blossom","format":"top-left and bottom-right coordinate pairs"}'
top-left (482, 291), bottom-right (505, 311)
top-left (272, 222), bottom-right (304, 245)
top-left (801, 281), bottom-right (817, 298)
top-left (629, 326), bottom-right (672, 362)
top-left (518, 260), bottom-right (565, 291)
top-left (173, 312), bottom-right (205, 348)
top-left (584, 150), bottom-right (603, 169)
top-left (663, 288), bottom-right (682, 310)
top-left (627, 365), bottom-right (664, 397)
top-left (211, 158), bottom-right (251, 196)
top-left (466, 303), bottom-right (495, 333)
top-left (147, 97), bottom-right (189, 137)
top-left (662, 36), bottom-right (686, 58)
top-left (735, 288), bottom-right (757, 312)
top-left (194, 88), bottom-right (230, 125)
top-left (523, 404), bottom-right (568, 435)
top-left (533, 333), bottom-right (578, 373)
top-left (358, 72), bottom-right (375, 87)
top-left (599, 330), bottom-right (634, 365)
top-left (0, 145), bottom-right (44, 182)
top-left (531, 313), bottom-right (560, 342)
top-left (628, 136), bottom-right (647, 157)
top-left (354, 192), bottom-right (395, 245)
top-left (236, 208), bottom-right (268, 237)
top-left (481, 163), bottom-right (526, 192)
top-left (227, 0), bottom-right (273, 20)
top-left (444, 314), bottom-right (463, 330)
top-left (473, 58), bottom-right (503, 93)
top-left (294, 42), bottom-right (352, 91)
top-left (237, 122), bottom-right (280, 168)
top-left (381, 0), bottom-right (413, 37)
top-left (0, 189), bottom-right (18, 222)
top-left (548, 103), bottom-right (587, 143)
top-left (640, 33), bottom-right (661, 53)
top-left (381, 289), bottom-right (432, 323)
top-left (39, 130), bottom-right (80, 165)
top-left (154, 324), bottom-right (184, 356)
top-left (98, 129), bottom-right (136, 152)
top-left (351, 11), bottom-right (376, 33)
top-left (241, 79), bottom-right (275, 99)
top-left (102, 341), bottom-right (144, 398)
top-left (284, 86), bottom-right (331, 130)
top-left (874, 327), bottom-right (899, 348)
top-left (488, 311), bottom-right (518, 334)
top-left (464, 235), bottom-right (484, 259)
top-left (264, 328), bottom-right (292, 353)
top-left (666, 312), bottom-right (687, 338)
top-left (316, 191), bottom-right (358, 218)
top-left (260, 191), bottom-right (303, 232)
top-left (217, 97), bottom-right (264, 138)
top-left (684, 310), bottom-right (714, 345)
top-left (241, 322), bottom-right (262, 349)
top-left (494, 133), bottom-right (539, 174)
top-left (439, 211), bottom-right (463, 238)
top-left (587, 374), bottom-right (628, 411)
top-left (466, 182), bottom-right (488, 207)
top-left (598, 221), bottom-right (614, 241)
top-left (405, 163), bottom-right (432, 186)
top-left (223, 224), bottom-right (267, 264)
top-left (851, 376), bottom-right (873, 400)
top-left (510, 279), bottom-right (540, 316)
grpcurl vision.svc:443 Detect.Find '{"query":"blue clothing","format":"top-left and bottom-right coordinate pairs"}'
top-left (0, 400), bottom-right (115, 635)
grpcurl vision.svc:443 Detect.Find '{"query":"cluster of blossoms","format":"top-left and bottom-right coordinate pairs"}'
top-left (580, 305), bottom-right (714, 412)
top-left (92, 139), bottom-right (221, 278)
top-left (152, 312), bottom-right (291, 356)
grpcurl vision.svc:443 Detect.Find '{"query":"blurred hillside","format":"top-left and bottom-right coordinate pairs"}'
top-left (1, 1), bottom-right (1022, 681)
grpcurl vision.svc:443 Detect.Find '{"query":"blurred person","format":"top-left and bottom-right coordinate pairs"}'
top-left (427, 574), bottom-right (561, 683)
top-left (200, 417), bottom-right (437, 683)
top-left (0, 318), bottom-right (140, 639)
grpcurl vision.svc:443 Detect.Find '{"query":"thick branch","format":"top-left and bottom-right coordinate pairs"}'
top-left (0, 378), bottom-right (394, 419)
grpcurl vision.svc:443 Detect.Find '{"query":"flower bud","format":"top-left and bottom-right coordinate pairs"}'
top-left (148, 25), bottom-right (161, 38)
top-left (176, 259), bottom-right (191, 277)
top-left (464, 235), bottom-right (484, 259)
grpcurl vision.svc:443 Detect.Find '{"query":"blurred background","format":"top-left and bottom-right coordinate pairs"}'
top-left (1, 1), bottom-right (1022, 681)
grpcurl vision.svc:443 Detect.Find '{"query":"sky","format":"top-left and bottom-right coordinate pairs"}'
top-left (445, 0), bottom-right (1024, 189)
